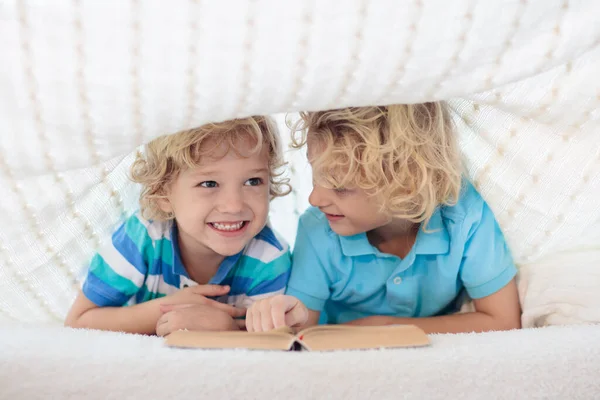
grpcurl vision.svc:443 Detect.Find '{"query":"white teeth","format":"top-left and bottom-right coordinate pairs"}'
top-left (211, 221), bottom-right (244, 231)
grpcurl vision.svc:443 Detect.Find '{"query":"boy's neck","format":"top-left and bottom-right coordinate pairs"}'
top-left (177, 230), bottom-right (225, 285)
top-left (367, 219), bottom-right (419, 259)
top-left (370, 218), bottom-right (417, 241)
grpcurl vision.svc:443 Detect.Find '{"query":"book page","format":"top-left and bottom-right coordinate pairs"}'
top-left (165, 327), bottom-right (296, 350)
top-left (297, 324), bottom-right (430, 351)
top-left (296, 324), bottom-right (382, 335)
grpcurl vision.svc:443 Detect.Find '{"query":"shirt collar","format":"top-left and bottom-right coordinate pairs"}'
top-left (170, 222), bottom-right (188, 277)
top-left (339, 232), bottom-right (378, 257)
top-left (339, 207), bottom-right (450, 257)
top-left (209, 251), bottom-right (243, 285)
top-left (414, 207), bottom-right (450, 255)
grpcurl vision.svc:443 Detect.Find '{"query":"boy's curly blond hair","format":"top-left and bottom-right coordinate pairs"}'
top-left (292, 102), bottom-right (462, 227)
top-left (131, 116), bottom-right (290, 221)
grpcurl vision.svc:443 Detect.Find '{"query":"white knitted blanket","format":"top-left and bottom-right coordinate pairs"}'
top-left (0, 0), bottom-right (599, 327)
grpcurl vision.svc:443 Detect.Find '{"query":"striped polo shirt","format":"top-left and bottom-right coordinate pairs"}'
top-left (82, 211), bottom-right (291, 309)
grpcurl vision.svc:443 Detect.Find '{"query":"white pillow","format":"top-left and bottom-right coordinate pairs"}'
top-left (519, 248), bottom-right (600, 326)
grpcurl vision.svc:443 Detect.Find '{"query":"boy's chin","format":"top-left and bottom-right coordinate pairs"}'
top-left (329, 224), bottom-right (360, 237)
top-left (212, 244), bottom-right (246, 257)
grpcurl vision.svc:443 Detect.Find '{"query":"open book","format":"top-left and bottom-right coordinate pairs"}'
top-left (164, 324), bottom-right (430, 351)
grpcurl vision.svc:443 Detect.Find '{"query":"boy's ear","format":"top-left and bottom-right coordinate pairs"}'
top-left (157, 197), bottom-right (173, 214)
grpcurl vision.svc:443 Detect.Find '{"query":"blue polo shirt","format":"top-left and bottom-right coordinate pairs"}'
top-left (286, 182), bottom-right (517, 324)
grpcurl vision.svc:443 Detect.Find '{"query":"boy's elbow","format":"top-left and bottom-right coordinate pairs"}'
top-left (64, 320), bottom-right (76, 328)
top-left (64, 291), bottom-right (101, 329)
top-left (64, 314), bottom-right (84, 329)
top-left (495, 315), bottom-right (522, 331)
top-left (64, 308), bottom-right (94, 329)
top-left (477, 309), bottom-right (521, 332)
top-left (508, 317), bottom-right (522, 330)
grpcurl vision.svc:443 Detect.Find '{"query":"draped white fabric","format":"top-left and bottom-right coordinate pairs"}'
top-left (0, 0), bottom-right (599, 325)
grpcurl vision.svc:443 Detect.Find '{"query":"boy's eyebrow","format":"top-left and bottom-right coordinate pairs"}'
top-left (188, 170), bottom-right (217, 177)
top-left (189, 167), bottom-right (268, 177)
top-left (247, 167), bottom-right (269, 174)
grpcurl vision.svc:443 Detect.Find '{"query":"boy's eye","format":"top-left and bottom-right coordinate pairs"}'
top-left (333, 187), bottom-right (348, 194)
top-left (245, 177), bottom-right (263, 186)
top-left (198, 181), bottom-right (217, 188)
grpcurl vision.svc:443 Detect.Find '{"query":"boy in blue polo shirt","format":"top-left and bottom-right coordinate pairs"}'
top-left (65, 116), bottom-right (292, 335)
top-left (245, 104), bottom-right (521, 334)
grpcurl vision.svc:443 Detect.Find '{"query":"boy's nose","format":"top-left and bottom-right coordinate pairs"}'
top-left (219, 188), bottom-right (244, 214)
top-left (308, 185), bottom-right (329, 208)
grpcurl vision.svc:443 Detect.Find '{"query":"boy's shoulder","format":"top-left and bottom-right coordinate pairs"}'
top-left (242, 223), bottom-right (290, 264)
top-left (296, 207), bottom-right (340, 248)
top-left (440, 180), bottom-right (503, 240)
top-left (121, 211), bottom-right (174, 242)
top-left (440, 179), bottom-right (486, 222)
top-left (299, 206), bottom-right (327, 224)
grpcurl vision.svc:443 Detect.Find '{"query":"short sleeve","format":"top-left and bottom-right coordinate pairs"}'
top-left (82, 214), bottom-right (149, 306)
top-left (460, 201), bottom-right (517, 299)
top-left (285, 217), bottom-right (332, 312)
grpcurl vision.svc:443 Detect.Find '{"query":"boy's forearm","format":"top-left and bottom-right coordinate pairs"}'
top-left (74, 298), bottom-right (163, 335)
top-left (344, 312), bottom-right (521, 334)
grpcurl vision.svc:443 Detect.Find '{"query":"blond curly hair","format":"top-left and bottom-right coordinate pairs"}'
top-left (292, 102), bottom-right (462, 227)
top-left (131, 116), bottom-right (290, 221)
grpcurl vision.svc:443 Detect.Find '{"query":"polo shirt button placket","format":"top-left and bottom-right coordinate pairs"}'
top-left (393, 276), bottom-right (402, 285)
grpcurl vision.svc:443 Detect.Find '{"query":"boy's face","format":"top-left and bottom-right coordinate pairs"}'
top-left (159, 137), bottom-right (270, 258)
top-left (306, 137), bottom-right (390, 237)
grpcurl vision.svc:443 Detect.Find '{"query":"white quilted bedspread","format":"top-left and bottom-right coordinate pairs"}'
top-left (1, 323), bottom-right (599, 399)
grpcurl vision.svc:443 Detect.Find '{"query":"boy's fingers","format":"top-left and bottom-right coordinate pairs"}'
top-left (156, 325), bottom-right (165, 337)
top-left (192, 284), bottom-right (230, 296)
top-left (246, 308), bottom-right (254, 332)
top-left (285, 305), bottom-right (308, 328)
top-left (224, 305), bottom-right (247, 318)
top-left (260, 301), bottom-right (275, 332)
top-left (261, 313), bottom-right (275, 332)
top-left (156, 314), bottom-right (169, 336)
top-left (206, 299), bottom-right (247, 317)
top-left (252, 304), bottom-right (262, 334)
top-left (282, 296), bottom-right (309, 327)
top-left (157, 313), bottom-right (168, 326)
top-left (235, 319), bottom-right (247, 330)
top-left (231, 307), bottom-right (248, 318)
top-left (271, 300), bottom-right (288, 329)
top-left (156, 323), bottom-right (172, 337)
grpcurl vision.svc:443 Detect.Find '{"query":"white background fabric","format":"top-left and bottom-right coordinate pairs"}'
top-left (0, 0), bottom-right (599, 326)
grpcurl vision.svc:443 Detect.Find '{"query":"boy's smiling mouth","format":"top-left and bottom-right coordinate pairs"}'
top-left (209, 221), bottom-right (247, 232)
top-left (208, 220), bottom-right (251, 238)
top-left (323, 212), bottom-right (344, 222)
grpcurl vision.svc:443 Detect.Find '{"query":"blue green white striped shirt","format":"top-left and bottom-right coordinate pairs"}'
top-left (82, 212), bottom-right (292, 308)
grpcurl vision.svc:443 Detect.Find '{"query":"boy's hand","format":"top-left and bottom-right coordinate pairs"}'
top-left (156, 304), bottom-right (246, 337)
top-left (246, 295), bottom-right (309, 332)
top-left (161, 284), bottom-right (231, 307)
